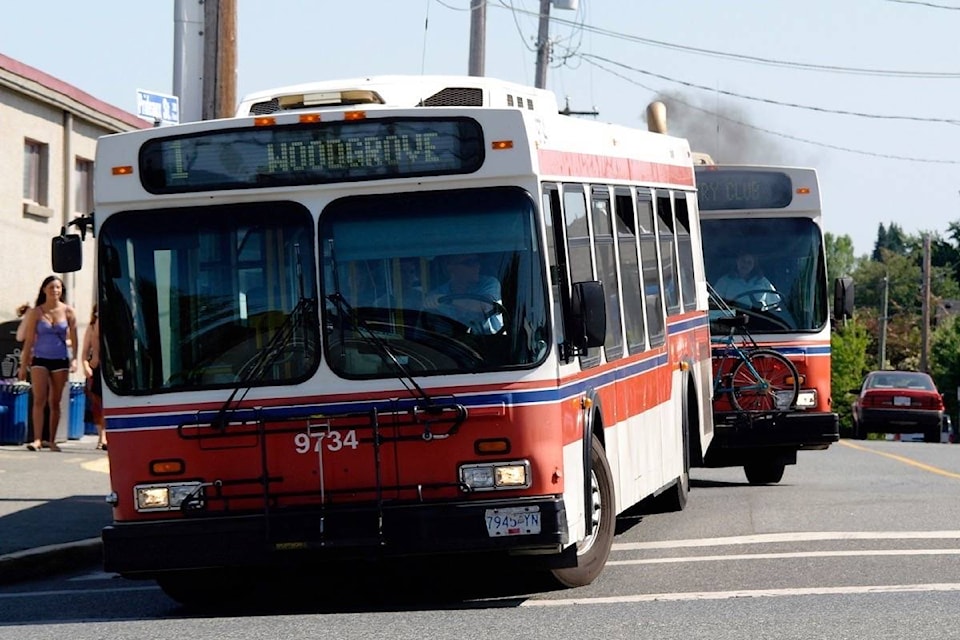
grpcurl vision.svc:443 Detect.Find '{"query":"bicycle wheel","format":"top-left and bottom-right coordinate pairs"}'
top-left (729, 348), bottom-right (799, 412)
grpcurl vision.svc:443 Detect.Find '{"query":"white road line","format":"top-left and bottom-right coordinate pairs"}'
top-left (521, 583), bottom-right (960, 606)
top-left (608, 548), bottom-right (960, 565)
top-left (613, 530), bottom-right (960, 551)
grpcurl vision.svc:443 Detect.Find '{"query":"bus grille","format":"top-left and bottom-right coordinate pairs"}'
top-left (419, 87), bottom-right (483, 107)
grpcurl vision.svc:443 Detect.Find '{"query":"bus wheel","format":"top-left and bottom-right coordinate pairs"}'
top-left (551, 435), bottom-right (615, 588)
top-left (744, 460), bottom-right (785, 485)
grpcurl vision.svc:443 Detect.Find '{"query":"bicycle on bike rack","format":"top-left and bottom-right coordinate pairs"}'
top-left (710, 310), bottom-right (800, 414)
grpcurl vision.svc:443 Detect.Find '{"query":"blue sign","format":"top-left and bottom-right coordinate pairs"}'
top-left (136, 89), bottom-right (180, 126)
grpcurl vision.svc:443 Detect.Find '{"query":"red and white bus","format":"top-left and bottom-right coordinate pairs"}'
top-left (696, 164), bottom-right (847, 484)
top-left (56, 75), bottom-right (713, 604)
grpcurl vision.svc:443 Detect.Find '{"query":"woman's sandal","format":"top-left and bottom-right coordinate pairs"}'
top-left (26, 441), bottom-right (40, 452)
top-left (96, 443), bottom-right (108, 451)
top-left (48, 443), bottom-right (62, 452)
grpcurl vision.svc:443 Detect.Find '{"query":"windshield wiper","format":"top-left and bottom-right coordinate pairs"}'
top-left (209, 293), bottom-right (316, 430)
top-left (327, 292), bottom-right (433, 405)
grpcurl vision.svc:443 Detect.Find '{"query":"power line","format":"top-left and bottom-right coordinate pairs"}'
top-left (885, 0), bottom-right (960, 9)
top-left (580, 53), bottom-right (960, 126)
top-left (489, 1), bottom-right (960, 79)
top-left (582, 56), bottom-right (960, 165)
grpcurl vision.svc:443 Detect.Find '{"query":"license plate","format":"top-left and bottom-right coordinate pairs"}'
top-left (485, 506), bottom-right (541, 537)
top-left (894, 396), bottom-right (911, 407)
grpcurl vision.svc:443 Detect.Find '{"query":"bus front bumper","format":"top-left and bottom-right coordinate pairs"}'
top-left (703, 411), bottom-right (839, 468)
top-left (102, 496), bottom-right (567, 577)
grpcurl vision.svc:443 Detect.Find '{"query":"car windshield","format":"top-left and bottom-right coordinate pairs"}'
top-left (868, 372), bottom-right (936, 391)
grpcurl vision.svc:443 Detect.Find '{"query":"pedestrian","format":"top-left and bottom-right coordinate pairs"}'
top-left (17, 275), bottom-right (78, 452)
top-left (81, 303), bottom-right (106, 450)
top-left (14, 302), bottom-right (31, 342)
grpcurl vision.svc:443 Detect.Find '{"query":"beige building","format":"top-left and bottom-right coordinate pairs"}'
top-left (1, 53), bottom-right (148, 372)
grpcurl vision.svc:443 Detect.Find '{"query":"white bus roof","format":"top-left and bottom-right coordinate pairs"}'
top-left (236, 75), bottom-right (560, 117)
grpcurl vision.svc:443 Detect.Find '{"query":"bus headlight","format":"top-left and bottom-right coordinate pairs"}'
top-left (134, 481), bottom-right (204, 512)
top-left (459, 460), bottom-right (531, 491)
top-left (795, 390), bottom-right (817, 408)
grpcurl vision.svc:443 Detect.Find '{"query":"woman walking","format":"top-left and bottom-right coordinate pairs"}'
top-left (18, 276), bottom-right (78, 451)
top-left (81, 303), bottom-right (106, 450)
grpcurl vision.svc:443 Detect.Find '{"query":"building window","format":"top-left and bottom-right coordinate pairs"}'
top-left (75, 158), bottom-right (94, 214)
top-left (23, 140), bottom-right (48, 206)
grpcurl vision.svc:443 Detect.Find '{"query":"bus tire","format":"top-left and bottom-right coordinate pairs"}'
top-left (550, 434), bottom-right (615, 588)
top-left (743, 460), bottom-right (786, 485)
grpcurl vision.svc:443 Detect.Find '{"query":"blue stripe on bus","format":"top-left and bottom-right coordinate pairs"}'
top-left (107, 351), bottom-right (673, 430)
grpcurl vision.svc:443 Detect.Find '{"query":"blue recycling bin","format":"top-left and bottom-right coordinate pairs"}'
top-left (68, 381), bottom-right (86, 440)
top-left (0, 382), bottom-right (29, 444)
top-left (0, 383), bottom-right (10, 444)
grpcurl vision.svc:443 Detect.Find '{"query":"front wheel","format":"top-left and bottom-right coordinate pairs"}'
top-left (550, 435), bottom-right (615, 588)
top-left (730, 349), bottom-right (799, 412)
top-left (744, 460), bottom-right (786, 485)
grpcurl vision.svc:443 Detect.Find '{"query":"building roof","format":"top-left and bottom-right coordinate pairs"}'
top-left (0, 52), bottom-right (150, 131)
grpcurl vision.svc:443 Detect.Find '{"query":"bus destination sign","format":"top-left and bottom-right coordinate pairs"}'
top-left (139, 117), bottom-right (484, 193)
top-left (696, 169), bottom-right (793, 211)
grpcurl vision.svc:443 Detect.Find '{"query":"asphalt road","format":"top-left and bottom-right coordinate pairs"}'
top-left (2, 439), bottom-right (960, 639)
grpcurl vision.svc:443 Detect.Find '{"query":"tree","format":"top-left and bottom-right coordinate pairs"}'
top-left (825, 232), bottom-right (855, 279)
top-left (930, 316), bottom-right (960, 423)
top-left (831, 316), bottom-right (871, 432)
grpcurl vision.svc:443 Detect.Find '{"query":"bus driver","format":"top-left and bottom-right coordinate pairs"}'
top-left (423, 253), bottom-right (504, 334)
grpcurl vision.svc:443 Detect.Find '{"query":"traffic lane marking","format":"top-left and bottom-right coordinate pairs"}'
top-left (613, 530), bottom-right (960, 551)
top-left (839, 439), bottom-right (960, 479)
top-left (520, 582), bottom-right (960, 606)
top-left (608, 548), bottom-right (960, 565)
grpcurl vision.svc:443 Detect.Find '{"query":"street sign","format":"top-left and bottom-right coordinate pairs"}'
top-left (136, 89), bottom-right (180, 126)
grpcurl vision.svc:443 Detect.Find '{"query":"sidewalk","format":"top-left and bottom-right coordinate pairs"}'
top-left (0, 434), bottom-right (111, 584)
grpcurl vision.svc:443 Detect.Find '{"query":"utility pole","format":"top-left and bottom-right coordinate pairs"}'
top-left (173, 0), bottom-right (204, 123)
top-left (879, 272), bottom-right (888, 369)
top-left (534, 0), bottom-right (552, 89)
top-left (534, 0), bottom-right (579, 89)
top-left (468, 0), bottom-right (485, 77)
top-left (920, 234), bottom-right (931, 372)
top-left (202, 0), bottom-right (237, 120)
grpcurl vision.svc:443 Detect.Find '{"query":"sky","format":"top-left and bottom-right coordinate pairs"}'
top-left (3, 0), bottom-right (959, 258)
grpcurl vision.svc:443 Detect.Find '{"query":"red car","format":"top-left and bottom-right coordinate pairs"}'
top-left (850, 370), bottom-right (945, 442)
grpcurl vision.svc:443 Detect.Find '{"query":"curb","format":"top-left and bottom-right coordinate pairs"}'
top-left (0, 538), bottom-right (102, 585)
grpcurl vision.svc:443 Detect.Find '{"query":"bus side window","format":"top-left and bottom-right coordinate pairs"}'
top-left (591, 186), bottom-right (623, 362)
top-left (656, 192), bottom-right (681, 316)
top-left (674, 193), bottom-right (698, 313)
top-left (563, 184), bottom-right (600, 368)
top-left (637, 190), bottom-right (665, 347)
top-left (614, 187), bottom-right (646, 354)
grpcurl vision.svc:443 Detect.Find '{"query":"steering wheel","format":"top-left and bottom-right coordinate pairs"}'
top-left (727, 289), bottom-right (783, 312)
top-left (438, 293), bottom-right (507, 334)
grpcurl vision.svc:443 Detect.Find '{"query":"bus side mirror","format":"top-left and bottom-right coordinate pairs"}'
top-left (833, 276), bottom-right (854, 322)
top-left (569, 281), bottom-right (606, 351)
top-left (51, 229), bottom-right (83, 273)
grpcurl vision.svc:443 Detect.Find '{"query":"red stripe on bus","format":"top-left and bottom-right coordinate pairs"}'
top-left (537, 149), bottom-right (695, 186)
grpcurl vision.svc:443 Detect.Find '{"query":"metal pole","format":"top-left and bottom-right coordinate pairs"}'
top-left (534, 0), bottom-right (551, 89)
top-left (921, 235), bottom-right (931, 372)
top-left (468, 0), bottom-right (485, 77)
top-left (173, 0), bottom-right (204, 123)
top-left (879, 272), bottom-right (888, 369)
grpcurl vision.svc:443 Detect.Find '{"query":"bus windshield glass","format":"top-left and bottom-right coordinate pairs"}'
top-left (98, 201), bottom-right (320, 393)
top-left (321, 187), bottom-right (549, 377)
top-left (701, 217), bottom-right (827, 333)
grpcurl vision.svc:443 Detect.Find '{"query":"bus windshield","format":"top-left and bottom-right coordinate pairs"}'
top-left (99, 201), bottom-right (320, 393)
top-left (701, 217), bottom-right (827, 333)
top-left (320, 187), bottom-right (549, 377)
